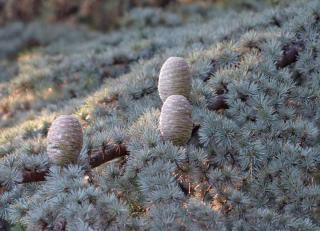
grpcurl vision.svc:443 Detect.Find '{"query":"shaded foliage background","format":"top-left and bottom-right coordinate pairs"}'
top-left (0, 0), bottom-right (290, 30)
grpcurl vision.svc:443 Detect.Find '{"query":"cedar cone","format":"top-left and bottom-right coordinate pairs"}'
top-left (158, 57), bottom-right (191, 102)
top-left (159, 95), bottom-right (193, 145)
top-left (47, 115), bottom-right (83, 166)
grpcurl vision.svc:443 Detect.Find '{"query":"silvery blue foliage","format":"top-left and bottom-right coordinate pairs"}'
top-left (1, 0), bottom-right (320, 230)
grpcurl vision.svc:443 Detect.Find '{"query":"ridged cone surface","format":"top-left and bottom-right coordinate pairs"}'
top-left (47, 115), bottom-right (83, 166)
top-left (158, 57), bottom-right (191, 102)
top-left (159, 95), bottom-right (193, 145)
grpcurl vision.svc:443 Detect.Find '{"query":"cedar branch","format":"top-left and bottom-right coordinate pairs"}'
top-left (2, 144), bottom-right (128, 187)
top-left (206, 42), bottom-right (305, 111)
top-left (1, 42), bottom-right (304, 189)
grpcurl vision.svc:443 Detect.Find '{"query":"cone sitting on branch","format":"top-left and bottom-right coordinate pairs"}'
top-left (47, 115), bottom-right (83, 166)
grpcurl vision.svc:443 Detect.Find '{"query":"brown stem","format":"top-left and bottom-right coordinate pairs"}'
top-left (89, 143), bottom-right (128, 168)
top-left (1, 144), bottom-right (128, 187)
top-left (22, 170), bottom-right (47, 183)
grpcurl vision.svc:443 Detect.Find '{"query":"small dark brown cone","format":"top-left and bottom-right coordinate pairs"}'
top-left (47, 115), bottom-right (83, 166)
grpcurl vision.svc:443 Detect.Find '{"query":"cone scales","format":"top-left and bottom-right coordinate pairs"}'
top-left (47, 115), bottom-right (83, 166)
top-left (159, 95), bottom-right (193, 145)
top-left (158, 57), bottom-right (191, 102)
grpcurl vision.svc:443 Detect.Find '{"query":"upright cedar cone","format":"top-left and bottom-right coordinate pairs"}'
top-left (47, 115), bottom-right (83, 166)
top-left (158, 57), bottom-right (191, 102)
top-left (159, 95), bottom-right (193, 145)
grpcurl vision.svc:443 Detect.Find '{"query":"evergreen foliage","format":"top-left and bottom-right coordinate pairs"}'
top-left (1, 0), bottom-right (320, 230)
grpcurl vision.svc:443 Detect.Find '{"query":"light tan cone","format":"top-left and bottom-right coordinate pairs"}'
top-left (158, 57), bottom-right (191, 102)
top-left (47, 115), bottom-right (83, 166)
top-left (159, 95), bottom-right (193, 145)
